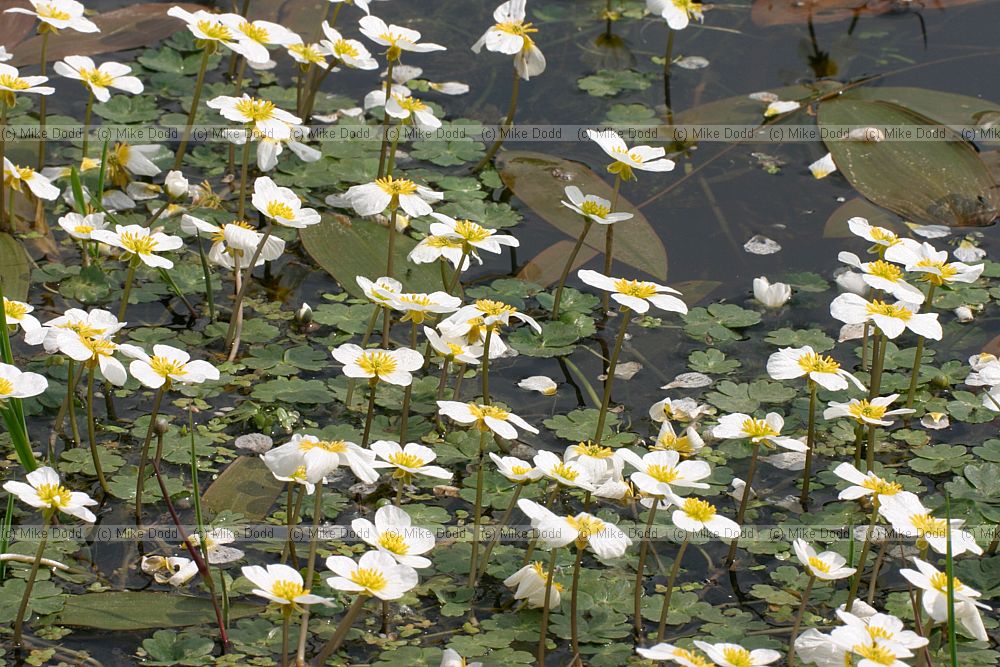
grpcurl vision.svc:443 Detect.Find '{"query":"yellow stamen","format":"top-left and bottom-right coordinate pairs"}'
top-left (682, 497), bottom-right (717, 523)
top-left (149, 356), bottom-right (186, 378)
top-left (357, 351), bottom-right (398, 377)
top-left (612, 278), bottom-right (658, 299)
top-left (378, 531), bottom-right (409, 555)
top-left (865, 300), bottom-right (912, 321)
top-left (119, 231), bottom-right (158, 256)
top-left (35, 483), bottom-right (72, 508)
top-left (797, 351), bottom-right (841, 374)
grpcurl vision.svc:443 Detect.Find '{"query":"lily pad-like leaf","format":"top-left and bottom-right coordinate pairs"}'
top-left (0, 233), bottom-right (30, 301)
top-left (823, 197), bottom-right (902, 239)
top-left (844, 87), bottom-right (1000, 138)
top-left (818, 97), bottom-right (998, 226)
top-left (497, 151), bottom-right (668, 280)
top-left (300, 215), bottom-right (444, 298)
top-left (54, 592), bottom-right (257, 630)
top-left (201, 456), bottom-right (285, 521)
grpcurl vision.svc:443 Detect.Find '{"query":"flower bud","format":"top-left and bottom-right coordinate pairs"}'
top-left (752, 276), bottom-right (791, 308)
top-left (165, 170), bottom-right (189, 199)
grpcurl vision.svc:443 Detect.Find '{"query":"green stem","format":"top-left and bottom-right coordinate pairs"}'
top-left (474, 64), bottom-right (520, 172)
top-left (36, 31), bottom-right (49, 171)
top-left (853, 423), bottom-right (864, 469)
top-left (800, 380), bottom-right (817, 509)
top-left (552, 218), bottom-right (593, 319)
top-left (634, 499), bottom-right (658, 641)
top-left (726, 441), bottom-right (761, 566)
top-left (311, 595), bottom-right (367, 666)
top-left (468, 429), bottom-right (489, 586)
top-left (656, 533), bottom-right (689, 641)
top-left (65, 360), bottom-right (81, 448)
top-left (594, 306), bottom-right (631, 444)
top-left (12, 510), bottom-right (50, 647)
top-left (376, 59), bottom-right (396, 178)
top-left (194, 232), bottom-right (216, 321)
top-left (600, 175), bottom-right (622, 313)
top-left (294, 483), bottom-right (325, 664)
top-left (0, 104), bottom-right (7, 232)
top-left (845, 498), bottom-right (880, 611)
top-left (174, 48), bottom-right (212, 170)
top-left (477, 483), bottom-right (523, 580)
top-left (224, 225), bottom-right (274, 358)
top-left (481, 326), bottom-right (494, 405)
top-left (397, 322), bottom-right (417, 444)
top-left (85, 364), bottom-right (110, 494)
top-left (906, 283), bottom-right (937, 410)
top-left (570, 545), bottom-right (585, 656)
top-left (280, 606), bottom-right (291, 667)
top-left (361, 380), bottom-right (378, 447)
top-left (346, 306), bottom-right (382, 409)
top-left (386, 206), bottom-right (398, 278)
top-left (134, 385), bottom-right (167, 524)
top-left (238, 129), bottom-right (251, 219)
top-left (787, 574), bottom-right (816, 667)
top-left (81, 92), bottom-right (94, 159)
top-left (536, 546), bottom-right (560, 666)
top-left (117, 260), bottom-right (138, 322)
top-left (447, 248), bottom-right (469, 294)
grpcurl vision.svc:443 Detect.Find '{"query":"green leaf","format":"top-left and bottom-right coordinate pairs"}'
top-left (93, 95), bottom-right (161, 123)
top-left (0, 579), bottom-right (64, 622)
top-left (54, 592), bottom-right (258, 630)
top-left (764, 327), bottom-right (836, 352)
top-left (142, 630), bottom-right (215, 666)
top-left (683, 304), bottom-right (762, 341)
top-left (201, 456), bottom-right (286, 522)
top-left (0, 233), bottom-right (30, 301)
top-left (252, 378), bottom-right (335, 404)
top-left (543, 409), bottom-right (634, 446)
top-left (688, 348), bottom-right (740, 374)
top-left (706, 380), bottom-right (797, 414)
top-left (508, 321), bottom-right (591, 358)
top-left (59, 446), bottom-right (125, 476)
top-left (908, 445), bottom-right (972, 474)
top-left (497, 151), bottom-right (668, 280)
top-left (577, 69), bottom-right (651, 97)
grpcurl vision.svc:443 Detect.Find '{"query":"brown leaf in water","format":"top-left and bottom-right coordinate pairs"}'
top-left (751, 0), bottom-right (987, 27)
top-left (0, 0), bottom-right (37, 51)
top-left (517, 239), bottom-right (600, 287)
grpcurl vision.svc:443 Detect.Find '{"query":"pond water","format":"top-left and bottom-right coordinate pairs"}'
top-left (2, 0), bottom-right (999, 665)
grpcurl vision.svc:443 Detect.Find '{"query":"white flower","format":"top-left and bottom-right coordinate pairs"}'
top-left (250, 176), bottom-right (320, 227)
top-left (344, 175), bottom-right (443, 218)
top-left (516, 498), bottom-right (631, 558)
top-left (560, 186), bottom-right (633, 225)
top-left (920, 412), bottom-right (950, 430)
top-left (53, 56), bottom-right (142, 102)
top-left (0, 64), bottom-right (54, 107)
top-left (586, 129), bottom-right (675, 181)
top-left (823, 394), bottom-right (914, 427)
top-left (141, 555), bottom-right (198, 586)
top-left (263, 450), bottom-right (322, 494)
top-left (847, 217), bottom-right (902, 249)
top-left (564, 442), bottom-right (622, 486)
top-left (106, 144), bottom-right (163, 184)
top-left (428, 213), bottom-right (519, 256)
top-left (884, 239), bottom-right (984, 286)
top-left (437, 400), bottom-right (539, 439)
top-left (0, 362), bottom-right (48, 400)
top-left (472, 0), bottom-right (546, 79)
top-left (352, 505), bottom-right (435, 568)
top-left (835, 269), bottom-right (869, 296)
top-left (793, 538), bottom-right (856, 580)
top-left (899, 558), bottom-right (989, 641)
top-left (503, 561), bottom-right (561, 608)
top-left (668, 491), bottom-right (740, 538)
top-left (390, 290), bottom-right (461, 324)
top-left (651, 421), bottom-right (704, 456)
top-left (753, 276), bottom-right (791, 308)
top-left (765, 100), bottom-right (800, 117)
top-left (408, 234), bottom-right (470, 270)
top-left (3, 158), bottom-right (60, 200)
top-left (5, 0), bottom-right (98, 32)
top-left (532, 450), bottom-right (595, 490)
top-left (325, 550), bottom-right (419, 600)
top-left (118, 343), bottom-right (219, 389)
top-left (808, 153), bottom-right (837, 179)
top-left (24, 308), bottom-right (123, 352)
top-left (242, 563), bottom-right (331, 608)
top-left (358, 15), bottom-right (446, 58)
top-left (180, 216), bottom-right (285, 270)
top-left (830, 293), bottom-right (941, 340)
top-left (518, 375), bottom-right (557, 395)
top-left (207, 95), bottom-right (301, 140)
top-left (286, 41), bottom-right (329, 68)
top-left (357, 276), bottom-right (402, 305)
top-left (440, 648), bottom-right (483, 667)
top-left (90, 224), bottom-right (183, 269)
top-left (320, 24), bottom-right (378, 69)
top-left (827, 624), bottom-right (914, 667)
top-left (693, 642), bottom-right (781, 667)
top-left (647, 0), bottom-right (704, 30)
top-left (712, 412), bottom-right (807, 451)
top-left (370, 441), bottom-right (453, 480)
top-left (954, 239), bottom-right (986, 263)
top-left (54, 327), bottom-right (127, 386)
top-left (490, 452), bottom-right (543, 483)
top-left (879, 491), bottom-right (982, 556)
top-left (444, 299), bottom-right (541, 333)
top-left (578, 270), bottom-right (687, 314)
top-left (618, 449), bottom-right (710, 497)
top-left (649, 397), bottom-right (711, 422)
top-left (423, 327), bottom-right (483, 365)
top-left (263, 434), bottom-right (380, 485)
top-left (220, 16), bottom-right (299, 60)
top-left (167, 7), bottom-right (269, 63)
top-left (837, 252), bottom-right (925, 303)
top-left (0, 47), bottom-right (9, 63)
top-left (57, 212), bottom-right (109, 241)
top-left (328, 0), bottom-right (386, 15)
top-left (3, 466), bottom-right (96, 522)
top-left (188, 528), bottom-right (244, 565)
top-left (636, 643), bottom-right (714, 665)
top-left (3, 298), bottom-right (40, 332)
top-left (331, 344), bottom-right (423, 386)
top-left (164, 170), bottom-right (188, 198)
top-left (832, 462), bottom-right (903, 500)
top-left (380, 91), bottom-right (441, 130)
top-left (835, 610), bottom-right (928, 652)
top-left (766, 346), bottom-right (865, 391)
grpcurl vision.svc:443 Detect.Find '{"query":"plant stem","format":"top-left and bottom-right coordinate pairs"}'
top-left (552, 218), bottom-right (593, 319)
top-left (570, 545), bottom-right (585, 656)
top-left (294, 484), bottom-right (325, 665)
top-left (536, 546), bottom-right (560, 666)
top-left (600, 175), bottom-right (622, 313)
top-left (906, 283), bottom-right (936, 410)
top-left (727, 441), bottom-right (761, 566)
top-left (134, 385), bottom-right (167, 524)
top-left (477, 483), bottom-right (522, 581)
top-left (845, 498), bottom-right (880, 610)
top-left (594, 306), bottom-right (631, 444)
top-left (474, 64), bottom-right (520, 172)
top-left (468, 429), bottom-right (489, 586)
top-left (452, 363), bottom-right (467, 402)
top-left (386, 206), bottom-right (398, 278)
top-left (865, 332), bottom-right (887, 471)
top-left (376, 60), bottom-right (396, 178)
top-left (85, 364), bottom-right (110, 494)
top-left (345, 306), bottom-right (382, 409)
top-left (174, 48), bottom-right (212, 170)
top-left (36, 31), bottom-right (49, 171)
top-left (117, 260), bottom-right (138, 322)
top-left (64, 360), bottom-right (81, 448)
top-left (447, 249), bottom-right (469, 294)
top-left (787, 574), bottom-right (816, 667)
top-left (311, 595), bottom-right (367, 666)
top-left (224, 225), bottom-right (274, 359)
top-left (194, 232), bottom-right (216, 321)
top-left (238, 129), bottom-right (251, 219)
top-left (945, 495), bottom-right (958, 667)
top-left (800, 380), bottom-right (817, 509)
top-left (81, 92), bottom-right (94, 159)
top-left (0, 104), bottom-right (7, 231)
top-left (656, 533), bottom-right (690, 641)
top-left (480, 326), bottom-right (494, 405)
top-left (280, 606), bottom-right (292, 667)
top-left (361, 380), bottom-right (378, 446)
top-left (634, 499), bottom-right (659, 641)
top-left (853, 423), bottom-right (864, 469)
top-left (12, 510), bottom-right (49, 647)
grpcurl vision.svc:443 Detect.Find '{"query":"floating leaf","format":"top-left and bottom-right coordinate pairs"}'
top-left (300, 215), bottom-right (444, 298)
top-left (823, 197), bottom-right (902, 239)
top-left (518, 239), bottom-right (599, 287)
top-left (201, 456), bottom-right (285, 521)
top-left (0, 233), bottom-right (30, 301)
top-left (844, 87), bottom-right (1000, 138)
top-left (818, 97), bottom-right (998, 226)
top-left (577, 69), bottom-right (651, 97)
top-left (751, 0), bottom-right (987, 26)
top-left (54, 592), bottom-right (257, 630)
top-left (497, 151), bottom-right (668, 280)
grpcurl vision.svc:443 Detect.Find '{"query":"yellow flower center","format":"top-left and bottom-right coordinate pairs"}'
top-left (399, 294), bottom-right (433, 308)
top-left (264, 201), bottom-right (294, 220)
top-left (721, 647), bottom-right (754, 667)
top-left (572, 442), bottom-right (613, 458)
top-left (467, 403), bottom-right (511, 433)
top-left (869, 227), bottom-right (898, 245)
top-left (270, 579), bottom-right (305, 603)
top-left (62, 321), bottom-right (103, 339)
top-left (847, 400), bottom-right (888, 421)
top-left (289, 43), bottom-right (326, 64)
top-left (238, 21), bottom-right (270, 43)
top-left (670, 649), bottom-right (713, 667)
top-left (741, 418), bottom-right (778, 439)
top-left (682, 497), bottom-right (717, 523)
top-left (79, 68), bottom-right (116, 89)
top-left (0, 74), bottom-right (30, 91)
top-left (357, 351), bottom-right (398, 377)
top-left (445, 343), bottom-right (465, 357)
top-left (83, 337), bottom-right (116, 358)
top-left (915, 259), bottom-right (958, 285)
top-left (351, 567), bottom-right (387, 591)
top-left (395, 95), bottom-right (429, 113)
top-left (299, 439), bottom-right (348, 454)
top-left (565, 514), bottom-right (605, 541)
top-left (149, 355), bottom-right (186, 378)
top-left (654, 431), bottom-right (695, 454)
top-left (211, 220), bottom-right (255, 244)
top-left (37, 3), bottom-right (72, 20)
top-left (196, 19), bottom-right (233, 41)
top-left (475, 299), bottom-right (517, 318)
top-left (332, 39), bottom-right (360, 59)
top-left (549, 462), bottom-right (579, 481)
top-left (0, 378), bottom-right (13, 396)
top-left (868, 626), bottom-right (894, 641)
top-left (74, 224), bottom-right (94, 235)
top-left (867, 260), bottom-right (902, 282)
top-left (911, 514), bottom-right (948, 539)
top-left (860, 476), bottom-right (902, 496)
top-left (4, 299), bottom-right (27, 321)
top-left (454, 220), bottom-right (492, 243)
top-left (375, 175), bottom-right (419, 196)
top-left (646, 464), bottom-right (680, 484)
top-left (853, 643), bottom-right (900, 665)
top-left (387, 451), bottom-right (425, 469)
top-left (290, 465), bottom-right (309, 483)
top-left (929, 572), bottom-right (965, 594)
top-left (612, 278), bottom-right (658, 299)
top-left (579, 200), bottom-right (610, 218)
top-left (808, 556), bottom-right (832, 573)
top-left (35, 483), bottom-right (72, 508)
top-left (426, 235), bottom-right (463, 249)
top-left (510, 465), bottom-right (531, 476)
top-left (119, 231), bottom-right (158, 256)
top-left (378, 530), bottom-right (409, 555)
top-left (234, 97), bottom-right (277, 122)
top-left (797, 352), bottom-right (841, 374)
top-left (495, 21), bottom-right (538, 37)
top-left (866, 300), bottom-right (912, 321)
